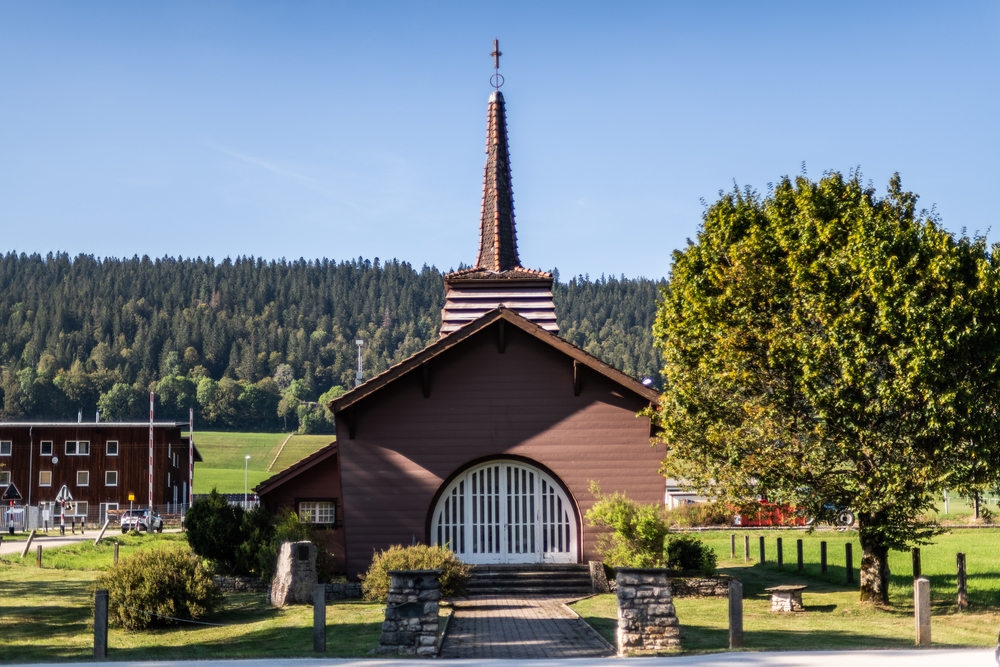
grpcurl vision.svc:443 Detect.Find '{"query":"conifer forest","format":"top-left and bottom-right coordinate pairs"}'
top-left (0, 252), bottom-right (664, 432)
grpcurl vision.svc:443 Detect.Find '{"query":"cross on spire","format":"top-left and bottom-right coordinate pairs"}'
top-left (490, 38), bottom-right (504, 90)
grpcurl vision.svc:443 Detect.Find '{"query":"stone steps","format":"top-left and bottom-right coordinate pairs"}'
top-left (465, 563), bottom-right (594, 596)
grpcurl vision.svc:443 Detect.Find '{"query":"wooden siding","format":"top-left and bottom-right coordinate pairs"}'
top-left (258, 448), bottom-right (347, 574)
top-left (337, 323), bottom-right (663, 579)
top-left (0, 425), bottom-right (191, 515)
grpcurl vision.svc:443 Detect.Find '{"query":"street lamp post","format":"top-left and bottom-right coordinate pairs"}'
top-left (244, 455), bottom-right (251, 509)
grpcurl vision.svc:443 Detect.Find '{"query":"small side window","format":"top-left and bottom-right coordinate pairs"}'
top-left (77, 470), bottom-right (90, 487)
top-left (105, 471), bottom-right (118, 486)
top-left (0, 441), bottom-right (11, 456)
top-left (39, 471), bottom-right (52, 487)
top-left (106, 441), bottom-right (118, 456)
top-left (40, 441), bottom-right (53, 456)
top-left (0, 471), bottom-right (10, 486)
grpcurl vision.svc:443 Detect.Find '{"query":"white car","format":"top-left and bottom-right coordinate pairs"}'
top-left (119, 509), bottom-right (164, 533)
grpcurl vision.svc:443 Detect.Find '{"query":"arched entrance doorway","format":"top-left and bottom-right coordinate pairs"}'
top-left (430, 459), bottom-right (577, 564)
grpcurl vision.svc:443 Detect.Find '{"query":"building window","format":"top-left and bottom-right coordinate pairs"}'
top-left (106, 441), bottom-right (118, 456)
top-left (77, 470), bottom-right (90, 487)
top-left (39, 471), bottom-right (52, 487)
top-left (71, 501), bottom-right (88, 517)
top-left (66, 441), bottom-right (90, 456)
top-left (0, 471), bottom-right (9, 486)
top-left (105, 471), bottom-right (118, 487)
top-left (0, 441), bottom-right (11, 456)
top-left (298, 501), bottom-right (336, 525)
top-left (40, 441), bottom-right (53, 456)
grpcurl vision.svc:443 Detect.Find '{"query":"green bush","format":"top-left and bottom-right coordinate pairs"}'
top-left (93, 548), bottom-right (221, 630)
top-left (361, 544), bottom-right (470, 602)
top-left (585, 483), bottom-right (669, 568)
top-left (185, 489), bottom-right (245, 574)
top-left (664, 535), bottom-right (717, 575)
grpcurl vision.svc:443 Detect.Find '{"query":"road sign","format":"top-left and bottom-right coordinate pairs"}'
top-left (1, 483), bottom-right (21, 501)
top-left (128, 492), bottom-right (135, 502)
top-left (55, 485), bottom-right (73, 503)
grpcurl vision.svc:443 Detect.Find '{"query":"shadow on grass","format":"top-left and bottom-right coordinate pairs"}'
top-left (679, 624), bottom-right (920, 652)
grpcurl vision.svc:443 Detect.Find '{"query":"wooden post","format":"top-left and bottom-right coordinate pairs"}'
top-left (820, 541), bottom-right (827, 573)
top-left (846, 543), bottom-right (854, 584)
top-left (914, 577), bottom-right (931, 646)
top-left (113, 541), bottom-right (120, 565)
top-left (776, 537), bottom-right (783, 568)
top-left (728, 579), bottom-right (743, 649)
top-left (72, 519), bottom-right (76, 535)
top-left (743, 535), bottom-right (750, 564)
top-left (796, 539), bottom-right (803, 571)
top-left (730, 534), bottom-right (736, 559)
top-left (94, 589), bottom-right (109, 659)
top-left (957, 552), bottom-right (968, 610)
top-left (94, 518), bottom-right (110, 546)
top-left (36, 544), bottom-right (42, 568)
top-left (313, 584), bottom-right (326, 652)
top-left (759, 536), bottom-right (765, 564)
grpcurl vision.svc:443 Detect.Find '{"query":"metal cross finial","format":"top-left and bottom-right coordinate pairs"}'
top-left (490, 38), bottom-right (504, 90)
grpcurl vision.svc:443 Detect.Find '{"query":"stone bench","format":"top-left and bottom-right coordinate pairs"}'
top-left (765, 585), bottom-right (806, 612)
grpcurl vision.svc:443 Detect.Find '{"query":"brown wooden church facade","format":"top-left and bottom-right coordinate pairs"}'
top-left (257, 85), bottom-right (664, 580)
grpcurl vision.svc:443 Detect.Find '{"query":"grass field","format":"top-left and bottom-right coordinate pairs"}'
top-left (571, 528), bottom-right (1000, 653)
top-left (0, 534), bottom-right (382, 663)
top-left (190, 432), bottom-right (333, 493)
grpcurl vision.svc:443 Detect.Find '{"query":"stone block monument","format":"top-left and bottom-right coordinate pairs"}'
top-left (270, 541), bottom-right (318, 607)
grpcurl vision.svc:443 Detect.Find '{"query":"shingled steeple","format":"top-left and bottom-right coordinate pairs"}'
top-left (476, 91), bottom-right (520, 272)
top-left (440, 73), bottom-right (558, 336)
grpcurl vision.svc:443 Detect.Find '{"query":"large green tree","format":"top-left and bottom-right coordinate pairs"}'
top-left (654, 172), bottom-right (1000, 603)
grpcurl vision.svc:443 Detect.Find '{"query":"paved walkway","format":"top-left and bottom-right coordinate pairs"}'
top-left (439, 595), bottom-right (613, 659)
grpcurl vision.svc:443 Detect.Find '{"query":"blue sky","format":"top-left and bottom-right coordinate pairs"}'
top-left (1, 2), bottom-right (997, 279)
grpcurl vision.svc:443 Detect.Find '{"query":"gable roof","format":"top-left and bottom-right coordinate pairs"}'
top-left (255, 441), bottom-right (337, 495)
top-left (330, 307), bottom-right (660, 415)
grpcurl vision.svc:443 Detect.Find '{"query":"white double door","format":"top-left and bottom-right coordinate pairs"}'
top-left (432, 460), bottom-right (576, 564)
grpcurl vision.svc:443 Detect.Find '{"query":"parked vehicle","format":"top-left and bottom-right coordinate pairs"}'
top-left (119, 509), bottom-right (164, 533)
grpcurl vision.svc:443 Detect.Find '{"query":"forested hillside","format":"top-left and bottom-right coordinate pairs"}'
top-left (0, 252), bottom-right (664, 432)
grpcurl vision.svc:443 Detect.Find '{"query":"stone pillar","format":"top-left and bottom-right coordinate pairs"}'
top-left (270, 541), bottom-right (318, 607)
top-left (914, 576), bottom-right (931, 646)
top-left (615, 568), bottom-right (680, 655)
top-left (378, 569), bottom-right (441, 656)
top-left (589, 561), bottom-right (610, 593)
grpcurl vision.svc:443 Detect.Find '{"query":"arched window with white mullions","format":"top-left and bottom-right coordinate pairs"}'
top-left (430, 459), bottom-right (577, 564)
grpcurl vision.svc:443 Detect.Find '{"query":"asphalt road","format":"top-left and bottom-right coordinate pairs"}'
top-left (0, 531), bottom-right (94, 555)
top-left (8, 651), bottom-right (997, 666)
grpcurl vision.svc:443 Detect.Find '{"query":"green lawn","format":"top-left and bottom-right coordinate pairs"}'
top-left (572, 528), bottom-right (1000, 653)
top-left (0, 534), bottom-right (382, 663)
top-left (190, 432), bottom-right (333, 493)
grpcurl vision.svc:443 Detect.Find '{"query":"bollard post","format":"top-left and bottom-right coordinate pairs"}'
top-left (912, 548), bottom-right (921, 580)
top-left (113, 541), bottom-right (120, 565)
top-left (313, 583), bottom-right (326, 652)
top-left (797, 539), bottom-right (803, 572)
top-left (94, 589), bottom-right (109, 659)
top-left (36, 544), bottom-right (42, 568)
top-left (759, 536), bottom-right (765, 564)
top-left (730, 534), bottom-right (736, 559)
top-left (728, 579), bottom-right (743, 649)
top-left (820, 541), bottom-right (827, 574)
top-left (957, 553), bottom-right (968, 610)
top-left (777, 537), bottom-right (783, 568)
top-left (846, 543), bottom-right (854, 584)
top-left (914, 577), bottom-right (931, 646)
top-left (72, 520), bottom-right (76, 535)
top-left (743, 535), bottom-right (750, 564)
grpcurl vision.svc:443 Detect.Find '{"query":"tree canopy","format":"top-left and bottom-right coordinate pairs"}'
top-left (653, 171), bottom-right (1000, 603)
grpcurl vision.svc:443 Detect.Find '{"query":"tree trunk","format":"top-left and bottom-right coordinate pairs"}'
top-left (974, 493), bottom-right (980, 520)
top-left (858, 531), bottom-right (890, 605)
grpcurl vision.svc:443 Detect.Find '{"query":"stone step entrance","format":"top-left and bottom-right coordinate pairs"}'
top-left (466, 563), bottom-right (594, 596)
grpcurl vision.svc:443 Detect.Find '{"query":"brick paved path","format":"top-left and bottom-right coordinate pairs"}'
top-left (439, 595), bottom-right (614, 659)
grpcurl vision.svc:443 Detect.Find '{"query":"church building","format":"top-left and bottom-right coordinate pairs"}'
top-left (257, 83), bottom-right (664, 580)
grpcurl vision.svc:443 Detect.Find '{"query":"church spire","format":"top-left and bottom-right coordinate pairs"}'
top-left (475, 88), bottom-right (520, 272)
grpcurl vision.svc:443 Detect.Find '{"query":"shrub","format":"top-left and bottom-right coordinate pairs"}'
top-left (664, 501), bottom-right (731, 528)
top-left (361, 544), bottom-right (470, 602)
top-left (185, 489), bottom-right (245, 574)
top-left (664, 535), bottom-right (717, 575)
top-left (93, 548), bottom-right (221, 630)
top-left (585, 483), bottom-right (669, 568)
